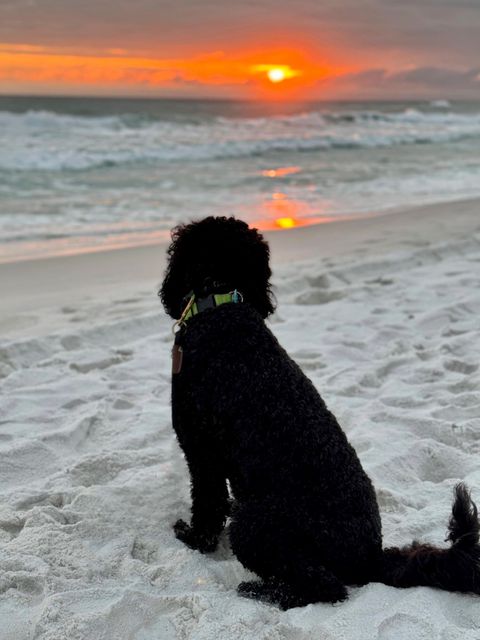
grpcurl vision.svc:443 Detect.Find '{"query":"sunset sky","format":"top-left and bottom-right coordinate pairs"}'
top-left (0, 0), bottom-right (479, 99)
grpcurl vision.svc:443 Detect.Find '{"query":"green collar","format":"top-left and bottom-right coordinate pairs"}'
top-left (176, 289), bottom-right (243, 329)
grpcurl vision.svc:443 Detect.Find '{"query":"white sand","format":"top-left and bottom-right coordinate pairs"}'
top-left (1, 199), bottom-right (480, 639)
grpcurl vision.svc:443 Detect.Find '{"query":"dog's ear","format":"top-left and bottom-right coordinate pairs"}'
top-left (238, 228), bottom-right (276, 319)
top-left (159, 223), bottom-right (191, 319)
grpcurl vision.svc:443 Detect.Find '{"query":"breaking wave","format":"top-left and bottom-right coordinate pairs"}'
top-left (2, 107), bottom-right (480, 171)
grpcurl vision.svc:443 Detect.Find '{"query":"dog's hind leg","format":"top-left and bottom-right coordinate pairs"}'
top-left (229, 500), bottom-right (348, 609)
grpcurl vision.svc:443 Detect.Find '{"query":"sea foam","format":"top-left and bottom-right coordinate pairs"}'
top-left (2, 107), bottom-right (480, 171)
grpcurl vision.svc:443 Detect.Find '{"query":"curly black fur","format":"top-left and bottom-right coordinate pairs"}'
top-left (160, 216), bottom-right (480, 610)
top-left (160, 216), bottom-right (275, 320)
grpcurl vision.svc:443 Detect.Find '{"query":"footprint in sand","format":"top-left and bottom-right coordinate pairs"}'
top-left (112, 398), bottom-right (135, 410)
top-left (413, 440), bottom-right (472, 484)
top-left (295, 289), bottom-right (344, 305)
top-left (378, 613), bottom-right (433, 640)
top-left (0, 553), bottom-right (48, 596)
top-left (443, 359), bottom-right (478, 375)
top-left (14, 491), bottom-right (71, 511)
top-left (431, 404), bottom-right (480, 421)
top-left (380, 396), bottom-right (427, 409)
top-left (447, 379), bottom-right (478, 394)
top-left (376, 488), bottom-right (407, 514)
top-left (291, 349), bottom-right (326, 372)
top-left (27, 505), bottom-right (82, 527)
top-left (61, 397), bottom-right (88, 410)
top-left (0, 572), bottom-right (45, 596)
top-left (130, 538), bottom-right (159, 564)
top-left (69, 315), bottom-right (89, 323)
top-left (292, 269), bottom-right (347, 305)
top-left (306, 273), bottom-right (330, 289)
top-left (366, 277), bottom-right (394, 286)
top-left (69, 348), bottom-right (132, 373)
top-left (402, 367), bottom-right (444, 385)
top-left (0, 515), bottom-right (26, 540)
top-left (0, 348), bottom-right (15, 378)
top-left (113, 297), bottom-right (142, 305)
top-left (67, 451), bottom-right (160, 487)
top-left (60, 334), bottom-right (84, 351)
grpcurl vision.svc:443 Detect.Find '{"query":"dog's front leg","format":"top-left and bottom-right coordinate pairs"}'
top-left (174, 454), bottom-right (229, 553)
top-left (171, 376), bottom-right (229, 553)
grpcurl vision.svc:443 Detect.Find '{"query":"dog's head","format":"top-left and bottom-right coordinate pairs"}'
top-left (160, 216), bottom-right (275, 319)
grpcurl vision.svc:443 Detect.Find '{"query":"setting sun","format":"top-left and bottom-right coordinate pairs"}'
top-left (251, 63), bottom-right (302, 89)
top-left (275, 217), bottom-right (297, 228)
top-left (267, 68), bottom-right (286, 83)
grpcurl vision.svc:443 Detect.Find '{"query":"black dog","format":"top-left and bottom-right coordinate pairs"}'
top-left (160, 216), bottom-right (480, 609)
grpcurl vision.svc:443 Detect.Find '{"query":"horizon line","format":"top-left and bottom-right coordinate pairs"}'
top-left (0, 92), bottom-right (471, 104)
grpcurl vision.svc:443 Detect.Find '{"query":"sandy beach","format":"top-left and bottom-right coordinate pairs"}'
top-left (1, 198), bottom-right (480, 639)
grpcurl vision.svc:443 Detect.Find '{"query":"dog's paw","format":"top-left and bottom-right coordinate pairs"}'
top-left (173, 518), bottom-right (190, 538)
top-left (173, 519), bottom-right (218, 553)
top-left (237, 579), bottom-right (288, 607)
top-left (238, 580), bottom-right (268, 599)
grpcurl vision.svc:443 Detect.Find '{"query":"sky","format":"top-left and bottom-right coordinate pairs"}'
top-left (0, 0), bottom-right (479, 100)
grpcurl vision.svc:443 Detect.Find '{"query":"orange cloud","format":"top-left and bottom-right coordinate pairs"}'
top-left (0, 43), bottom-right (352, 97)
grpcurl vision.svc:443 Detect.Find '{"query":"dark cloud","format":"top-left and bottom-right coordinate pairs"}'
top-left (321, 66), bottom-right (480, 99)
top-left (1, 0), bottom-right (479, 60)
top-left (392, 67), bottom-right (480, 88)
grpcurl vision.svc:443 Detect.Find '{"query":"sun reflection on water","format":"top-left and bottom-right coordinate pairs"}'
top-left (252, 191), bottom-right (336, 231)
top-left (260, 166), bottom-right (301, 178)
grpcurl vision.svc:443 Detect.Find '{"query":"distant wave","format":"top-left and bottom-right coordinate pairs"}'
top-left (0, 109), bottom-right (148, 129)
top-left (2, 107), bottom-right (480, 171)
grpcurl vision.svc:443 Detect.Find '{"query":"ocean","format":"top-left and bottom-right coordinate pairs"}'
top-left (1, 95), bottom-right (480, 263)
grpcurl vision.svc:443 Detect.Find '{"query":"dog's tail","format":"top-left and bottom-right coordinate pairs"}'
top-left (375, 483), bottom-right (480, 594)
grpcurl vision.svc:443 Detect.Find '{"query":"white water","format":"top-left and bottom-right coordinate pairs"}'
top-left (1, 99), bottom-right (480, 262)
top-left (1, 107), bottom-right (480, 170)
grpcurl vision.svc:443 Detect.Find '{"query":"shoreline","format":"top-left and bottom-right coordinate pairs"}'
top-left (1, 196), bottom-right (480, 339)
top-left (1, 194), bottom-right (478, 268)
